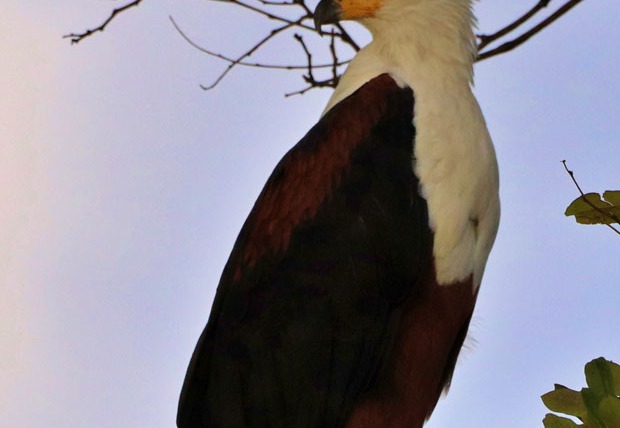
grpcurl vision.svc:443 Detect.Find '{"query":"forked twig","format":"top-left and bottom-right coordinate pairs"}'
top-left (285, 32), bottom-right (343, 96)
top-left (66, 0), bottom-right (588, 93)
top-left (477, 0), bottom-right (551, 51)
top-left (170, 16), bottom-right (350, 92)
top-left (63, 0), bottom-right (144, 44)
top-left (477, 0), bottom-right (585, 62)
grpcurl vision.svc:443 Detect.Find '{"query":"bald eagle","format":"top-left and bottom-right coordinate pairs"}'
top-left (178, 0), bottom-right (500, 427)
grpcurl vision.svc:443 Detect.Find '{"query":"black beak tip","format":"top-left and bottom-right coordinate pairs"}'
top-left (313, 0), bottom-right (341, 34)
top-left (313, 15), bottom-right (325, 36)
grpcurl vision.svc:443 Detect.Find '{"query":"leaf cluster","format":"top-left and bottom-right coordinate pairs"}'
top-left (561, 161), bottom-right (620, 237)
top-left (541, 358), bottom-right (620, 428)
top-left (565, 192), bottom-right (620, 225)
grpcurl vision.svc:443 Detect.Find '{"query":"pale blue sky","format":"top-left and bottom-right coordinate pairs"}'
top-left (1, 1), bottom-right (619, 427)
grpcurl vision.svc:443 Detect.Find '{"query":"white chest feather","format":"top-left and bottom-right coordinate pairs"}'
top-left (323, 0), bottom-right (500, 289)
top-left (410, 73), bottom-right (499, 288)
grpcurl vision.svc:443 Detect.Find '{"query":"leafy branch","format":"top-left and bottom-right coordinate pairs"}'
top-left (66, 0), bottom-right (587, 93)
top-left (562, 161), bottom-right (620, 237)
top-left (541, 357), bottom-right (620, 428)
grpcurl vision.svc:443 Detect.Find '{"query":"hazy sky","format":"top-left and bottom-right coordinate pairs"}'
top-left (1, 1), bottom-right (619, 427)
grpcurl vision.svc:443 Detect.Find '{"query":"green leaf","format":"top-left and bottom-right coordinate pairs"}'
top-left (564, 192), bottom-right (620, 225)
top-left (603, 190), bottom-right (620, 206)
top-left (542, 385), bottom-right (588, 418)
top-left (598, 396), bottom-right (620, 427)
top-left (543, 413), bottom-right (582, 428)
top-left (581, 388), bottom-right (605, 428)
top-left (608, 360), bottom-right (620, 396)
top-left (585, 358), bottom-right (615, 396)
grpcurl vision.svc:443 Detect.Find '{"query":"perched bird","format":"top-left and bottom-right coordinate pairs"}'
top-left (177, 0), bottom-right (500, 426)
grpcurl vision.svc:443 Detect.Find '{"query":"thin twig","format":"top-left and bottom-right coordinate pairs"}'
top-left (333, 23), bottom-right (360, 52)
top-left (286, 34), bottom-right (316, 96)
top-left (201, 23), bottom-right (295, 90)
top-left (258, 0), bottom-right (297, 6)
top-left (66, 0), bottom-right (588, 93)
top-left (170, 16), bottom-right (349, 71)
top-left (297, 33), bottom-right (314, 82)
top-left (210, 0), bottom-right (315, 32)
top-left (222, 0), bottom-right (359, 50)
top-left (477, 0), bottom-right (584, 62)
top-left (285, 33), bottom-right (343, 96)
top-left (64, 0), bottom-right (143, 44)
top-left (562, 160), bottom-right (620, 236)
top-left (477, 0), bottom-right (551, 51)
top-left (329, 30), bottom-right (339, 86)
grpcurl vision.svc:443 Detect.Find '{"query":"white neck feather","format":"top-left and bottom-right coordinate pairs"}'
top-left (366, 0), bottom-right (477, 82)
top-left (325, 0), bottom-right (477, 112)
top-left (324, 0), bottom-right (500, 289)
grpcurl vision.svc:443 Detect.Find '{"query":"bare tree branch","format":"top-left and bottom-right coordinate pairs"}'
top-left (63, 0), bottom-right (144, 44)
top-left (562, 160), bottom-right (620, 236)
top-left (201, 22), bottom-right (295, 90)
top-left (66, 0), bottom-right (588, 93)
top-left (258, 0), bottom-right (298, 6)
top-left (285, 31), bottom-right (344, 96)
top-left (170, 16), bottom-right (349, 92)
top-left (333, 23), bottom-right (360, 52)
top-left (477, 0), bottom-right (585, 62)
top-left (477, 0), bottom-right (551, 51)
top-left (170, 17), bottom-right (349, 72)
top-left (213, 0), bottom-right (360, 51)
top-left (329, 30), bottom-right (340, 85)
top-left (212, 0), bottom-right (313, 31)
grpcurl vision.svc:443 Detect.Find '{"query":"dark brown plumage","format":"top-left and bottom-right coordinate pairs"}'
top-left (178, 74), bottom-right (480, 428)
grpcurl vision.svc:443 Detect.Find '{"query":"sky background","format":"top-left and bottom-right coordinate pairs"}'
top-left (1, 1), bottom-right (619, 427)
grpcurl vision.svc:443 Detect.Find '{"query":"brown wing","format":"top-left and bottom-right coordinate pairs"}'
top-left (177, 74), bottom-right (434, 428)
